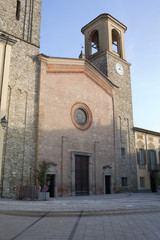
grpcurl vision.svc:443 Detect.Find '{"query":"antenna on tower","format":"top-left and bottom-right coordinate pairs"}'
top-left (79, 45), bottom-right (85, 59)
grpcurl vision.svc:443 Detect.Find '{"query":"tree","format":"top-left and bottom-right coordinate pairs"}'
top-left (36, 161), bottom-right (51, 191)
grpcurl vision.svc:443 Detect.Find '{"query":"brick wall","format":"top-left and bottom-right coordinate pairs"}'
top-left (37, 59), bottom-right (116, 196)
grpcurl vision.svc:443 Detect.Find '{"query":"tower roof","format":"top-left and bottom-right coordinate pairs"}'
top-left (81, 13), bottom-right (127, 34)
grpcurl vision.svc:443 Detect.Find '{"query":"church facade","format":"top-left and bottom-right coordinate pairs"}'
top-left (37, 14), bottom-right (137, 196)
top-left (0, 1), bottom-right (138, 197)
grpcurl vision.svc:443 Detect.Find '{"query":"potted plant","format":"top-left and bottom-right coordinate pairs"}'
top-left (36, 161), bottom-right (51, 200)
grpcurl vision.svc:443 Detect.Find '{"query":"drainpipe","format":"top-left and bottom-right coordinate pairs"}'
top-left (145, 134), bottom-right (148, 169)
top-left (61, 136), bottom-right (68, 197)
top-left (112, 97), bottom-right (117, 192)
top-left (145, 133), bottom-right (150, 189)
top-left (94, 141), bottom-right (99, 194)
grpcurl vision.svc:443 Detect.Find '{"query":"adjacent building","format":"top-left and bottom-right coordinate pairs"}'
top-left (134, 127), bottom-right (160, 192)
top-left (0, 0), bottom-right (41, 197)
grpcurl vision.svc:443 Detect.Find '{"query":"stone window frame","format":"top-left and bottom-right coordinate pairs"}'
top-left (121, 177), bottom-right (127, 187)
top-left (71, 102), bottom-right (92, 131)
top-left (121, 147), bottom-right (125, 157)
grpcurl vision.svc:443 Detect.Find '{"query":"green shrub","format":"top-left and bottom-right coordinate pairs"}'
top-left (36, 161), bottom-right (51, 191)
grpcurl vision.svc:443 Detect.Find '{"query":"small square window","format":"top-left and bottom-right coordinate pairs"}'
top-left (140, 177), bottom-right (145, 188)
top-left (122, 177), bottom-right (127, 186)
top-left (121, 148), bottom-right (125, 157)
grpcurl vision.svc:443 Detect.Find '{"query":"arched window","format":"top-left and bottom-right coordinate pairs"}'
top-left (90, 30), bottom-right (99, 55)
top-left (112, 29), bottom-right (120, 55)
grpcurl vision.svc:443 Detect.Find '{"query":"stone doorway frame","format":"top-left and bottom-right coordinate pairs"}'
top-left (71, 152), bottom-right (93, 196)
top-left (103, 165), bottom-right (113, 194)
top-left (46, 164), bottom-right (58, 197)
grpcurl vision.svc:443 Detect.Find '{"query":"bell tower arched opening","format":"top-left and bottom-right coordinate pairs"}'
top-left (112, 29), bottom-right (120, 56)
top-left (90, 30), bottom-right (99, 55)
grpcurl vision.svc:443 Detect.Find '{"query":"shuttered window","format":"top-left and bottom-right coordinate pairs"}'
top-left (148, 150), bottom-right (157, 170)
top-left (136, 149), bottom-right (146, 165)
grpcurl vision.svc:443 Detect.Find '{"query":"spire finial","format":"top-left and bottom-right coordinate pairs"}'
top-left (79, 45), bottom-right (85, 59)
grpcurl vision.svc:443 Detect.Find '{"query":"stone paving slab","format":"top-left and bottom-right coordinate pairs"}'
top-left (0, 193), bottom-right (160, 240)
top-left (1, 212), bottom-right (160, 240)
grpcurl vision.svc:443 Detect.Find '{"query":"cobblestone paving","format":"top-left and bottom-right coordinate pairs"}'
top-left (0, 193), bottom-right (160, 240)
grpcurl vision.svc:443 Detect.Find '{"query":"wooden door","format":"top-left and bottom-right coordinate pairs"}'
top-left (47, 174), bottom-right (55, 197)
top-left (75, 155), bottom-right (89, 196)
top-left (105, 175), bottom-right (111, 194)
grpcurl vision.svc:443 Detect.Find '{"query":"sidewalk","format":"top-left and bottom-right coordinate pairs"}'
top-left (0, 192), bottom-right (160, 213)
top-left (1, 193), bottom-right (160, 240)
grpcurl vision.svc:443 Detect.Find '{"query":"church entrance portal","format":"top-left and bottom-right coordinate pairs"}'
top-left (105, 175), bottom-right (111, 194)
top-left (46, 174), bottom-right (55, 197)
top-left (75, 155), bottom-right (89, 196)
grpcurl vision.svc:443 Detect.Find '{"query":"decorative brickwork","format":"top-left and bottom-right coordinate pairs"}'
top-left (71, 102), bottom-right (92, 131)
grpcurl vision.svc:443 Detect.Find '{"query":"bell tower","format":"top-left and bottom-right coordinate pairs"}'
top-left (82, 14), bottom-right (137, 192)
top-left (81, 14), bottom-right (126, 76)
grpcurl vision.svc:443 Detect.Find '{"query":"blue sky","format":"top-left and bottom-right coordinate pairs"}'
top-left (40, 0), bottom-right (160, 132)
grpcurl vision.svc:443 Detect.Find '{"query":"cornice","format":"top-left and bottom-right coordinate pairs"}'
top-left (0, 30), bottom-right (39, 48)
top-left (39, 54), bottom-right (115, 96)
top-left (38, 54), bottom-right (118, 89)
top-left (0, 34), bottom-right (16, 46)
top-left (89, 50), bottom-right (131, 66)
top-left (81, 13), bottom-right (127, 34)
top-left (134, 127), bottom-right (160, 137)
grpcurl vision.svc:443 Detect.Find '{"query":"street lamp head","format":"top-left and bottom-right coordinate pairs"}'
top-left (1, 116), bottom-right (8, 129)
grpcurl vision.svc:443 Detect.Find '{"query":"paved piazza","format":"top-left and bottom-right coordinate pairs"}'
top-left (0, 193), bottom-right (160, 240)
